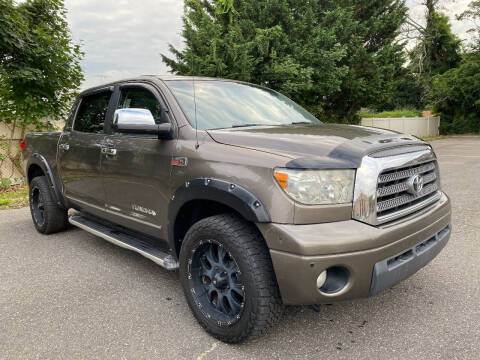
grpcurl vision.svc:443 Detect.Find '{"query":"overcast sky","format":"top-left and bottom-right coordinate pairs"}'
top-left (63, 0), bottom-right (475, 89)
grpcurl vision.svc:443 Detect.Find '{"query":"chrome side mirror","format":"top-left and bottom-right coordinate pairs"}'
top-left (113, 108), bottom-right (156, 131)
top-left (113, 109), bottom-right (173, 139)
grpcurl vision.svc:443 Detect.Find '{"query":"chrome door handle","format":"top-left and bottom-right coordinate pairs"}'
top-left (59, 143), bottom-right (70, 152)
top-left (101, 148), bottom-right (117, 156)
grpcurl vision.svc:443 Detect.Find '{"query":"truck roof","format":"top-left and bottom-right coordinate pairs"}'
top-left (79, 75), bottom-right (233, 95)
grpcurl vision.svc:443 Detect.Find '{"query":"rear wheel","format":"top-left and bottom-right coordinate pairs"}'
top-left (179, 214), bottom-right (283, 343)
top-left (29, 176), bottom-right (68, 234)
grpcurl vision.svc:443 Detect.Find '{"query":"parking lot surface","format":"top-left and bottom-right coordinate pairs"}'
top-left (0, 136), bottom-right (479, 359)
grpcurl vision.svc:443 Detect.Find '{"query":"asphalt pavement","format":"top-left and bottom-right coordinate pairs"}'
top-left (0, 136), bottom-right (479, 359)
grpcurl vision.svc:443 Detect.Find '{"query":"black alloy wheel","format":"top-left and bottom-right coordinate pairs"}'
top-left (188, 240), bottom-right (245, 326)
top-left (30, 186), bottom-right (46, 227)
top-left (179, 214), bottom-right (283, 343)
top-left (28, 176), bottom-right (68, 234)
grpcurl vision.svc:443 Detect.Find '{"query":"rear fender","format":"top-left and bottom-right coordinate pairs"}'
top-left (27, 153), bottom-right (66, 209)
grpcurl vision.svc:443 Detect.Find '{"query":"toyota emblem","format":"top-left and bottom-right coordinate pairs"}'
top-left (407, 174), bottom-right (424, 195)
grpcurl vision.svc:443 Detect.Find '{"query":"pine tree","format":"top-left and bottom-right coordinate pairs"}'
top-left (162, 0), bottom-right (408, 123)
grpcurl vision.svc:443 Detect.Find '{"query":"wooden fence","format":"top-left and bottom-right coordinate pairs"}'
top-left (0, 120), bottom-right (64, 181)
top-left (0, 122), bottom-right (25, 181)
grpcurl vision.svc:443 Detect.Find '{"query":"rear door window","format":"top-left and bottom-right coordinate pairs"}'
top-left (74, 92), bottom-right (112, 133)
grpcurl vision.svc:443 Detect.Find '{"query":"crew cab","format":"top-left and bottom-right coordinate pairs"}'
top-left (22, 76), bottom-right (451, 343)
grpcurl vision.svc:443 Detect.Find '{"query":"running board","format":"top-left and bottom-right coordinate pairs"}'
top-left (69, 214), bottom-right (179, 270)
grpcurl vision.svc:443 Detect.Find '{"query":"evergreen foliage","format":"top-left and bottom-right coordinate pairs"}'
top-left (162, 0), bottom-right (408, 123)
top-left (387, 1), bottom-right (461, 110)
top-left (430, 1), bottom-right (480, 134)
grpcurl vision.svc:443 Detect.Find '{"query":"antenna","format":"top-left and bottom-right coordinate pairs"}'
top-left (191, 52), bottom-right (199, 150)
top-left (193, 76), bottom-right (199, 150)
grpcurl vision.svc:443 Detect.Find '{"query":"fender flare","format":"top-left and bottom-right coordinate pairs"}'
top-left (168, 178), bottom-right (271, 245)
top-left (27, 153), bottom-right (66, 209)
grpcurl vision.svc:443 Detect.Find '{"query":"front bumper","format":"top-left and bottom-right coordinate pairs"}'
top-left (258, 193), bottom-right (451, 305)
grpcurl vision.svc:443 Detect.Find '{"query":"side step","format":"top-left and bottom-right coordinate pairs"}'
top-left (69, 214), bottom-right (179, 270)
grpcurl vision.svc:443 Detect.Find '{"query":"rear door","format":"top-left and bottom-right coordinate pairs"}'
top-left (100, 83), bottom-right (177, 239)
top-left (58, 88), bottom-right (114, 212)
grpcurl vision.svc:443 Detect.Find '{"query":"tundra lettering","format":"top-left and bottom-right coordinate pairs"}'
top-left (132, 204), bottom-right (157, 216)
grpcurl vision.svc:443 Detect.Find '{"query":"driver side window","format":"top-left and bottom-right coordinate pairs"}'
top-left (117, 87), bottom-right (166, 124)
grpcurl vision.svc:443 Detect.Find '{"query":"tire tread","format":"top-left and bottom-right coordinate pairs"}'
top-left (180, 214), bottom-right (283, 343)
top-left (29, 176), bottom-right (68, 234)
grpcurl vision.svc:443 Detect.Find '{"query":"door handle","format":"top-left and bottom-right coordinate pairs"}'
top-left (101, 148), bottom-right (117, 156)
top-left (59, 143), bottom-right (70, 152)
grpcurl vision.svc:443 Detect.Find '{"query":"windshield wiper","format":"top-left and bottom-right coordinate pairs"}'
top-left (231, 124), bottom-right (264, 128)
top-left (290, 121), bottom-right (312, 125)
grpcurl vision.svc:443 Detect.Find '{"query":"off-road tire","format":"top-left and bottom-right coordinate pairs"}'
top-left (179, 214), bottom-right (283, 343)
top-left (29, 176), bottom-right (68, 234)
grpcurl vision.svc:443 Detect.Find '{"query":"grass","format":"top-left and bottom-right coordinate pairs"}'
top-left (421, 135), bottom-right (445, 141)
top-left (359, 109), bottom-right (423, 118)
top-left (0, 185), bottom-right (29, 210)
top-left (422, 133), bottom-right (480, 141)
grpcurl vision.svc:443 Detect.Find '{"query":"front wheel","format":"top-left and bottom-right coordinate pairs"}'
top-left (179, 214), bottom-right (283, 343)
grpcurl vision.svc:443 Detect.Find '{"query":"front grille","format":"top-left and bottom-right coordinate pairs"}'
top-left (376, 160), bottom-right (441, 224)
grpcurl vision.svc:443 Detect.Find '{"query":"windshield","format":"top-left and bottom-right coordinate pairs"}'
top-left (166, 80), bottom-right (320, 130)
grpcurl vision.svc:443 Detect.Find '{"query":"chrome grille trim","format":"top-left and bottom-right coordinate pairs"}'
top-left (378, 162), bottom-right (435, 184)
top-left (352, 147), bottom-right (442, 226)
top-left (377, 172), bottom-right (437, 197)
top-left (377, 182), bottom-right (439, 212)
top-left (376, 191), bottom-right (442, 224)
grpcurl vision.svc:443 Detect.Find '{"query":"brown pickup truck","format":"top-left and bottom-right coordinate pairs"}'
top-left (22, 76), bottom-right (451, 343)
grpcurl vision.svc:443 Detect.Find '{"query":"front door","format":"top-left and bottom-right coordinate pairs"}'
top-left (101, 84), bottom-right (176, 239)
top-left (58, 89), bottom-right (113, 212)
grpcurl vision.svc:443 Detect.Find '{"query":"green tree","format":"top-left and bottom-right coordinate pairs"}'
top-left (429, 0), bottom-right (480, 134)
top-left (458, 1), bottom-right (480, 51)
top-left (162, 0), bottom-right (408, 123)
top-left (378, 71), bottom-right (424, 111)
top-left (0, 0), bottom-right (83, 131)
top-left (431, 54), bottom-right (480, 134)
top-left (402, 0), bottom-right (461, 107)
top-left (410, 3), bottom-right (461, 77)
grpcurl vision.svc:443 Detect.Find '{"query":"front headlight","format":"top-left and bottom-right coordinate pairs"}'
top-left (274, 168), bottom-right (356, 205)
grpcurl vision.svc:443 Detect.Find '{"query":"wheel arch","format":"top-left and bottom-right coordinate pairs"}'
top-left (168, 178), bottom-right (271, 257)
top-left (26, 154), bottom-right (65, 209)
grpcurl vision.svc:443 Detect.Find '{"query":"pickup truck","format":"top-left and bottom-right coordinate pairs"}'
top-left (22, 75), bottom-right (452, 343)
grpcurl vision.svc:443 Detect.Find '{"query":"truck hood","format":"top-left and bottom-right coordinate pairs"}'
top-left (206, 123), bottom-right (425, 168)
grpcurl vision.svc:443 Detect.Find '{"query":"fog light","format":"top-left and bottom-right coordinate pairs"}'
top-left (319, 266), bottom-right (350, 294)
top-left (316, 270), bottom-right (327, 289)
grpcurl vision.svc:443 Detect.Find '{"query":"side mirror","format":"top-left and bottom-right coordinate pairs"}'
top-left (113, 108), bottom-right (174, 139)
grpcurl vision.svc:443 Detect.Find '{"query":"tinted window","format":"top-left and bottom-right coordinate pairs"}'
top-left (117, 87), bottom-right (165, 124)
top-left (74, 92), bottom-right (111, 133)
top-left (166, 80), bottom-right (320, 130)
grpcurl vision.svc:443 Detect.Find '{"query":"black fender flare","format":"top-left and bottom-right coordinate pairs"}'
top-left (168, 178), bottom-right (271, 246)
top-left (27, 153), bottom-right (66, 209)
